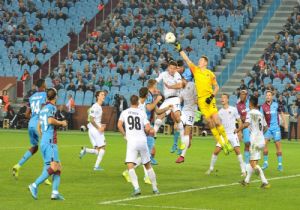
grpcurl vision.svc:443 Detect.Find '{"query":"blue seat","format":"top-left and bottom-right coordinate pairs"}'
top-left (83, 90), bottom-right (94, 106)
top-left (57, 89), bottom-right (67, 105)
top-left (75, 90), bottom-right (84, 105)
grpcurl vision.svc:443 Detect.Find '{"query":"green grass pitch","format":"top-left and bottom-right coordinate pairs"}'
top-left (0, 129), bottom-right (299, 210)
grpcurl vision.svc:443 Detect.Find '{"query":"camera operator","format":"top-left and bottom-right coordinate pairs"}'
top-left (56, 105), bottom-right (67, 131)
top-left (114, 94), bottom-right (128, 130)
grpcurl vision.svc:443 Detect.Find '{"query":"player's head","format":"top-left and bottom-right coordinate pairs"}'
top-left (176, 59), bottom-right (184, 73)
top-left (147, 79), bottom-right (158, 92)
top-left (139, 87), bottom-right (148, 99)
top-left (198, 56), bottom-right (208, 68)
top-left (130, 94), bottom-right (139, 106)
top-left (249, 95), bottom-right (258, 109)
top-left (239, 88), bottom-right (248, 101)
top-left (168, 59), bottom-right (178, 76)
top-left (36, 79), bottom-right (46, 90)
top-left (95, 90), bottom-right (105, 104)
top-left (47, 88), bottom-right (57, 103)
top-left (265, 89), bottom-right (273, 103)
top-left (221, 93), bottom-right (229, 106)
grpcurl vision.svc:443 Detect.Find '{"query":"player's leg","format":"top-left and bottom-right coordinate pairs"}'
top-left (13, 128), bottom-right (39, 178)
top-left (80, 127), bottom-right (99, 158)
top-left (125, 144), bottom-right (140, 196)
top-left (206, 145), bottom-right (222, 174)
top-left (176, 124), bottom-right (191, 163)
top-left (154, 99), bottom-right (169, 134)
top-left (94, 146), bottom-right (105, 171)
top-left (242, 128), bottom-right (250, 164)
top-left (50, 159), bottom-right (64, 200)
top-left (262, 129), bottom-right (272, 170)
top-left (273, 128), bottom-right (283, 171)
top-left (171, 123), bottom-right (179, 153)
top-left (234, 146), bottom-right (246, 176)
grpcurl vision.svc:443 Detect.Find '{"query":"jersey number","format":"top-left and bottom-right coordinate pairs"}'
top-left (40, 115), bottom-right (48, 131)
top-left (127, 116), bottom-right (141, 130)
top-left (31, 100), bottom-right (40, 114)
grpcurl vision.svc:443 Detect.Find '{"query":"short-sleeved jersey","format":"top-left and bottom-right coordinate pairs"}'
top-left (188, 63), bottom-right (216, 98)
top-left (246, 109), bottom-right (267, 136)
top-left (180, 81), bottom-right (197, 112)
top-left (155, 71), bottom-right (182, 98)
top-left (260, 101), bottom-right (282, 128)
top-left (119, 107), bottom-right (149, 142)
top-left (39, 102), bottom-right (57, 144)
top-left (138, 99), bottom-right (147, 114)
top-left (236, 99), bottom-right (250, 123)
top-left (182, 68), bottom-right (193, 82)
top-left (89, 103), bottom-right (102, 126)
top-left (29, 91), bottom-right (47, 127)
top-left (145, 91), bottom-right (154, 122)
top-left (218, 106), bottom-right (240, 135)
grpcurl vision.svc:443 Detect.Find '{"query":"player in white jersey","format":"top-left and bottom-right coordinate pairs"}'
top-left (206, 94), bottom-right (246, 175)
top-left (118, 95), bottom-right (159, 196)
top-left (235, 96), bottom-right (270, 189)
top-left (153, 60), bottom-right (185, 139)
top-left (175, 78), bottom-right (198, 163)
top-left (79, 91), bottom-right (106, 171)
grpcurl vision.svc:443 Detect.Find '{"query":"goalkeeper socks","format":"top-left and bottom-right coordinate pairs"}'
top-left (211, 127), bottom-right (224, 146)
top-left (216, 125), bottom-right (229, 144)
top-left (128, 168), bottom-right (139, 190)
top-left (154, 119), bottom-right (162, 133)
top-left (18, 150), bottom-right (33, 166)
top-left (86, 148), bottom-right (98, 154)
top-left (95, 149), bottom-right (105, 168)
top-left (147, 168), bottom-right (158, 192)
top-left (244, 150), bottom-right (250, 164)
top-left (209, 154), bottom-right (218, 171)
top-left (255, 165), bottom-right (268, 184)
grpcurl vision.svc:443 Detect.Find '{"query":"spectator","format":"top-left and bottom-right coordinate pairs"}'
top-left (30, 44), bottom-right (39, 55)
top-left (21, 69), bottom-right (30, 81)
top-left (96, 76), bottom-right (105, 88)
top-left (66, 94), bottom-right (75, 129)
top-left (67, 81), bottom-right (76, 91)
top-left (86, 83), bottom-right (96, 93)
top-left (239, 79), bottom-right (247, 90)
top-left (41, 44), bottom-right (50, 54)
top-left (288, 101), bottom-right (299, 140)
top-left (112, 75), bottom-right (121, 88)
top-left (105, 76), bottom-right (112, 88)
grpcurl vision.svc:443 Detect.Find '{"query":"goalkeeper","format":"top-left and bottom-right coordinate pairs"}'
top-left (174, 41), bottom-right (233, 155)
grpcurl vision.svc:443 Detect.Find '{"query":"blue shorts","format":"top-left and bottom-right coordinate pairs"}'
top-left (28, 126), bottom-right (39, 146)
top-left (41, 144), bottom-right (60, 164)
top-left (264, 127), bottom-right (281, 142)
top-left (242, 128), bottom-right (250, 143)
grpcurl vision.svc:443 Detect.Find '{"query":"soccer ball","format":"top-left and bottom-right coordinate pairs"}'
top-left (80, 125), bottom-right (87, 132)
top-left (165, 32), bottom-right (176, 43)
top-left (201, 130), bottom-right (208, 136)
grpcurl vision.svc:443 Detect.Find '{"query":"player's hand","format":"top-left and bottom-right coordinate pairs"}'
top-left (99, 124), bottom-right (106, 132)
top-left (174, 41), bottom-right (182, 52)
top-left (168, 104), bottom-right (173, 110)
top-left (205, 94), bottom-right (214, 104)
top-left (156, 95), bottom-right (163, 102)
top-left (61, 120), bottom-right (68, 127)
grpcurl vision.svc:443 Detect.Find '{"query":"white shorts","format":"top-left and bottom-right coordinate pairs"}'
top-left (216, 133), bottom-right (240, 148)
top-left (125, 140), bottom-right (150, 165)
top-left (181, 110), bottom-right (195, 126)
top-left (160, 97), bottom-right (181, 115)
top-left (88, 124), bottom-right (106, 148)
top-left (250, 145), bottom-right (262, 160)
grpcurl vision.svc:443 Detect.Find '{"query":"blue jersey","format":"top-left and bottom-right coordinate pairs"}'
top-left (145, 92), bottom-right (154, 122)
top-left (28, 91), bottom-right (47, 128)
top-left (39, 102), bottom-right (57, 145)
top-left (182, 68), bottom-right (193, 82)
top-left (261, 101), bottom-right (283, 129)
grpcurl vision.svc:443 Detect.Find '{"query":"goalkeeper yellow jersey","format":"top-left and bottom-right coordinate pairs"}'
top-left (188, 63), bottom-right (217, 98)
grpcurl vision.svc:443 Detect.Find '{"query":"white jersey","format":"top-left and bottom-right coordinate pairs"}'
top-left (246, 109), bottom-right (267, 145)
top-left (119, 107), bottom-right (149, 142)
top-left (180, 81), bottom-right (197, 112)
top-left (218, 106), bottom-right (240, 135)
top-left (138, 99), bottom-right (147, 114)
top-left (89, 102), bottom-right (102, 127)
top-left (155, 71), bottom-right (182, 98)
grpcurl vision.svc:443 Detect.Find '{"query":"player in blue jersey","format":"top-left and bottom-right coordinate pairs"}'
top-left (12, 79), bottom-right (50, 185)
top-left (260, 90), bottom-right (287, 171)
top-left (28, 88), bottom-right (67, 200)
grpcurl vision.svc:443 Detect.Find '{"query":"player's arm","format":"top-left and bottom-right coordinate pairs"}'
top-left (205, 74), bottom-right (219, 105)
top-left (90, 116), bottom-right (105, 132)
top-left (37, 121), bottom-right (42, 136)
top-left (117, 119), bottom-right (126, 137)
top-left (146, 95), bottom-right (162, 111)
top-left (144, 123), bottom-right (151, 135)
top-left (235, 122), bottom-right (250, 133)
top-left (155, 104), bottom-right (173, 115)
top-left (48, 117), bottom-right (67, 127)
top-left (164, 81), bottom-right (183, 89)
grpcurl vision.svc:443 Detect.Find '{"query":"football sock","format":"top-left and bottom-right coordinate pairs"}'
top-left (209, 154), bottom-right (218, 171)
top-left (154, 119), bottom-right (162, 133)
top-left (263, 154), bottom-right (268, 165)
top-left (52, 171), bottom-right (61, 194)
top-left (245, 164), bottom-right (253, 183)
top-left (173, 131), bottom-right (180, 147)
top-left (34, 165), bottom-right (52, 187)
top-left (143, 165), bottom-right (149, 178)
top-left (95, 149), bottom-right (105, 168)
top-left (244, 150), bottom-right (250, 164)
top-left (181, 135), bottom-right (189, 157)
top-left (255, 165), bottom-right (268, 184)
top-left (86, 148), bottom-right (98, 154)
top-left (177, 121), bottom-right (184, 139)
top-left (216, 125), bottom-right (229, 144)
top-left (128, 169), bottom-right (139, 190)
top-left (237, 154), bottom-right (245, 173)
top-left (211, 127), bottom-right (224, 146)
top-left (277, 152), bottom-right (282, 166)
top-left (147, 168), bottom-right (158, 191)
top-left (18, 150), bottom-right (33, 166)
top-left (147, 136), bottom-right (155, 154)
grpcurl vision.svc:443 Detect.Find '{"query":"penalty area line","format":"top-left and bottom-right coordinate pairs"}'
top-left (99, 174), bottom-right (300, 205)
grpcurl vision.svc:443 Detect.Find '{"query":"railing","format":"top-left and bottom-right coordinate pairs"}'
top-left (217, 0), bottom-right (282, 87)
top-left (17, 0), bottom-right (119, 97)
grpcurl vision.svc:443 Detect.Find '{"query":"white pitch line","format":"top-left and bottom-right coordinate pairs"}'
top-left (112, 203), bottom-right (211, 210)
top-left (99, 174), bottom-right (300, 205)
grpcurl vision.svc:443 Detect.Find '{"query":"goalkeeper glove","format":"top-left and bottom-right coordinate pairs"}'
top-left (205, 94), bottom-right (214, 104)
top-left (174, 41), bottom-right (182, 52)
